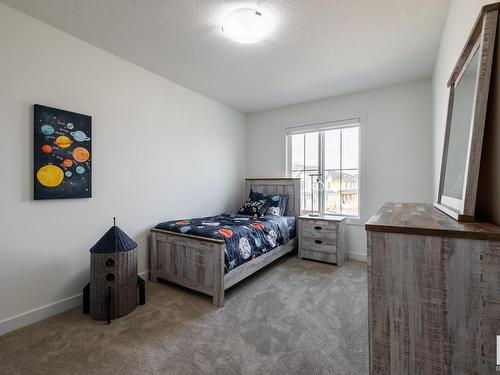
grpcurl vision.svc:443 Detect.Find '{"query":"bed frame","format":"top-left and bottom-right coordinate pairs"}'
top-left (150, 178), bottom-right (301, 307)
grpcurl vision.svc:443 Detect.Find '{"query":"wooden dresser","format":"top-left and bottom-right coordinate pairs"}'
top-left (298, 215), bottom-right (346, 266)
top-left (366, 203), bottom-right (500, 374)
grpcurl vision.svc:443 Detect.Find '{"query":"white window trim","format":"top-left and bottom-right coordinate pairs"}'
top-left (281, 115), bottom-right (367, 226)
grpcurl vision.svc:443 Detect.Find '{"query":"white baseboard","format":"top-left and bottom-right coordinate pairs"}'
top-left (0, 270), bottom-right (151, 337)
top-left (348, 252), bottom-right (367, 262)
top-left (0, 293), bottom-right (82, 336)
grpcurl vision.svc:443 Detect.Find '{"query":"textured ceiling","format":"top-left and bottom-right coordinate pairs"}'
top-left (1, 0), bottom-right (450, 113)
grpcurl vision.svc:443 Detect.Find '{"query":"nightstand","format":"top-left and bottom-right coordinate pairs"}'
top-left (298, 215), bottom-right (347, 266)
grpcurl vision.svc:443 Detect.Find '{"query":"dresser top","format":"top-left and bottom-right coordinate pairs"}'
top-left (299, 214), bottom-right (346, 222)
top-left (365, 203), bottom-right (500, 241)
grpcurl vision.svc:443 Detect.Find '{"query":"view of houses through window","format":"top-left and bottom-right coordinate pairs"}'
top-left (288, 121), bottom-right (360, 217)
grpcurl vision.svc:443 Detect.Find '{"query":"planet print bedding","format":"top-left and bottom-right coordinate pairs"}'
top-left (155, 214), bottom-right (292, 272)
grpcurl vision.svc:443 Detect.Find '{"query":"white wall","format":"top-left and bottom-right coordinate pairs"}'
top-left (432, 0), bottom-right (492, 196)
top-left (246, 80), bottom-right (434, 259)
top-left (0, 4), bottom-right (246, 334)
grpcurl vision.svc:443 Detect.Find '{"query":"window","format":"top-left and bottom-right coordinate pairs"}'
top-left (287, 119), bottom-right (360, 217)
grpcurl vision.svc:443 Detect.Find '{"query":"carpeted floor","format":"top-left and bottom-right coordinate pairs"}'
top-left (0, 256), bottom-right (368, 375)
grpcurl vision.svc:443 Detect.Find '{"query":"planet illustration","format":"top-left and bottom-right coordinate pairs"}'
top-left (218, 229), bottom-right (233, 238)
top-left (76, 166), bottom-right (85, 174)
top-left (41, 144), bottom-right (53, 154)
top-left (66, 123), bottom-right (74, 130)
top-left (176, 220), bottom-right (190, 225)
top-left (62, 159), bottom-right (73, 168)
top-left (268, 230), bottom-right (278, 247)
top-left (72, 147), bottom-right (90, 162)
top-left (36, 165), bottom-right (64, 187)
top-left (54, 135), bottom-right (73, 148)
top-left (41, 124), bottom-right (54, 135)
top-left (239, 238), bottom-right (252, 259)
top-left (180, 226), bottom-right (191, 233)
top-left (267, 206), bottom-right (280, 216)
top-left (65, 171), bottom-right (72, 177)
top-left (70, 130), bottom-right (90, 142)
top-left (251, 223), bottom-right (265, 231)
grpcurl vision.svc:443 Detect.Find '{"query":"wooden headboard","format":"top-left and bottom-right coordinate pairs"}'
top-left (245, 178), bottom-right (301, 217)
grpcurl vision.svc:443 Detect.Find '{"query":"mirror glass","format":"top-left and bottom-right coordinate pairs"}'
top-left (442, 48), bottom-right (480, 200)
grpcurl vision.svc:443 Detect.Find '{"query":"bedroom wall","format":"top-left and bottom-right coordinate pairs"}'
top-left (432, 0), bottom-right (493, 197)
top-left (246, 80), bottom-right (434, 259)
top-left (0, 4), bottom-right (246, 334)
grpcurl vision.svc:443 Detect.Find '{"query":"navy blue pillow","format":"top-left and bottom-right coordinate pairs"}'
top-left (280, 195), bottom-right (289, 215)
top-left (238, 199), bottom-right (272, 217)
top-left (249, 190), bottom-right (288, 216)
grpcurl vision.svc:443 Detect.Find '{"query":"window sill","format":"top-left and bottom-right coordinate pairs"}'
top-left (311, 213), bottom-right (364, 226)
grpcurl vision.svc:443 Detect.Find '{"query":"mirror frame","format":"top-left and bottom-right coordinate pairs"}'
top-left (435, 3), bottom-right (499, 222)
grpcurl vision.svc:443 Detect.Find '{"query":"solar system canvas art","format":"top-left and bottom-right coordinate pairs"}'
top-left (34, 105), bottom-right (91, 200)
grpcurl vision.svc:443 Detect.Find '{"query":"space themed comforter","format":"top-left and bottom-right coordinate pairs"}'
top-left (155, 214), bottom-right (292, 272)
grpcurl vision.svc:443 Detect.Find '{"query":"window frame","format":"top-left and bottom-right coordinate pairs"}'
top-left (284, 117), bottom-right (365, 225)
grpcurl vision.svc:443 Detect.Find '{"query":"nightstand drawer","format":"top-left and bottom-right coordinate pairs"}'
top-left (301, 238), bottom-right (336, 253)
top-left (302, 249), bottom-right (337, 264)
top-left (301, 219), bottom-right (336, 236)
top-left (302, 230), bottom-right (336, 242)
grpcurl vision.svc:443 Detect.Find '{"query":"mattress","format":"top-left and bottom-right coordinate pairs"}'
top-left (155, 213), bottom-right (294, 272)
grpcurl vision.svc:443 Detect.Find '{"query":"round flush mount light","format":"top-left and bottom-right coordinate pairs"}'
top-left (221, 8), bottom-right (270, 44)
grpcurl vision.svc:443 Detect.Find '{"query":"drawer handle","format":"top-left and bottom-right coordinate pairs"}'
top-left (315, 239), bottom-right (322, 244)
top-left (314, 226), bottom-right (323, 230)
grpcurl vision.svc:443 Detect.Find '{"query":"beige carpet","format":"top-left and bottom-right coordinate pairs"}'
top-left (0, 256), bottom-right (368, 375)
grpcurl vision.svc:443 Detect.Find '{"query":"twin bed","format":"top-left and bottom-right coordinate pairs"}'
top-left (150, 178), bottom-right (301, 306)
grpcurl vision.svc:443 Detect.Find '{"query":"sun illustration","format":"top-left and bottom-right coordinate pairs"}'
top-left (36, 165), bottom-right (64, 187)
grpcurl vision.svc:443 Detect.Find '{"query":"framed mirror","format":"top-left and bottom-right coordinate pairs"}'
top-left (435, 4), bottom-right (499, 221)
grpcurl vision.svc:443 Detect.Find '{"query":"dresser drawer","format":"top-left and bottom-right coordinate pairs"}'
top-left (301, 237), bottom-right (336, 253)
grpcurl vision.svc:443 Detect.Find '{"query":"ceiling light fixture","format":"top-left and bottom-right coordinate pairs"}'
top-left (221, 8), bottom-right (270, 44)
